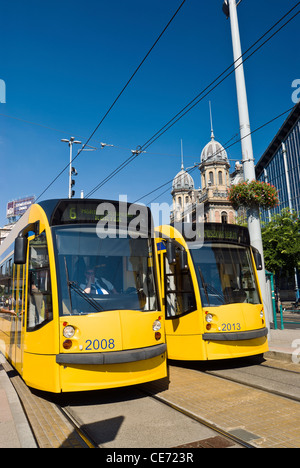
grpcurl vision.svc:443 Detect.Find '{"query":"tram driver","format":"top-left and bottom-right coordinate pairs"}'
top-left (81, 267), bottom-right (117, 295)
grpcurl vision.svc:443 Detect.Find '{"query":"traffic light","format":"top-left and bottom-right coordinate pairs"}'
top-left (70, 167), bottom-right (77, 198)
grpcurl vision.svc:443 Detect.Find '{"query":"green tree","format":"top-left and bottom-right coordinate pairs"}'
top-left (261, 208), bottom-right (300, 275)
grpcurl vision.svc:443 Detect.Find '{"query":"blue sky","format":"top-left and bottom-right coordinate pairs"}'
top-left (0, 0), bottom-right (299, 226)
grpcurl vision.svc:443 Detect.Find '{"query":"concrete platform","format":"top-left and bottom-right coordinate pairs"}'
top-left (0, 353), bottom-right (37, 448)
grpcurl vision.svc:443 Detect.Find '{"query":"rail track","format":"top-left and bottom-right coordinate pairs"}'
top-left (4, 354), bottom-right (300, 448)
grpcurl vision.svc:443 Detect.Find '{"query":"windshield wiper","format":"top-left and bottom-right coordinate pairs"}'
top-left (68, 281), bottom-right (104, 312)
top-left (197, 266), bottom-right (210, 306)
top-left (203, 282), bottom-right (225, 305)
top-left (64, 256), bottom-right (104, 312)
top-left (197, 266), bottom-right (226, 305)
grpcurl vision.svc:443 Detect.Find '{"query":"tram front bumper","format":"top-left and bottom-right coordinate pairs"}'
top-left (202, 327), bottom-right (268, 341)
top-left (56, 343), bottom-right (167, 365)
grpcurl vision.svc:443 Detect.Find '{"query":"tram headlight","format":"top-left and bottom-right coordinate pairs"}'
top-left (260, 310), bottom-right (264, 318)
top-left (205, 314), bottom-right (213, 323)
top-left (63, 325), bottom-right (75, 338)
top-left (152, 320), bottom-right (161, 331)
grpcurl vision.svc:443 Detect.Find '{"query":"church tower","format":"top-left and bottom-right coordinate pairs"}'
top-left (171, 105), bottom-right (237, 224)
top-left (171, 141), bottom-right (195, 222)
top-left (199, 106), bottom-right (235, 223)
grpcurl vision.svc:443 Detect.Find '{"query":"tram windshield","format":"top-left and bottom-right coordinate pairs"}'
top-left (188, 242), bottom-right (260, 307)
top-left (53, 226), bottom-right (158, 315)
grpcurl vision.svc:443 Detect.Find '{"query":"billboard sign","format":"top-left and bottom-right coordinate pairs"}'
top-left (6, 201), bottom-right (14, 218)
top-left (6, 196), bottom-right (35, 219)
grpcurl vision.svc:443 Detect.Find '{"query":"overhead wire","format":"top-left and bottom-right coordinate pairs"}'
top-left (35, 0), bottom-right (187, 202)
top-left (135, 105), bottom-right (296, 206)
top-left (85, 1), bottom-right (300, 199)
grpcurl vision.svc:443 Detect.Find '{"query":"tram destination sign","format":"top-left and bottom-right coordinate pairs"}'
top-left (49, 199), bottom-right (152, 235)
top-left (183, 222), bottom-right (250, 246)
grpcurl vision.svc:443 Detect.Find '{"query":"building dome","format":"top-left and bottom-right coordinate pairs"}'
top-left (201, 134), bottom-right (228, 163)
top-left (172, 166), bottom-right (194, 192)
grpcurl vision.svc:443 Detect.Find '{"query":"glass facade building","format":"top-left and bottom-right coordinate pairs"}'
top-left (256, 102), bottom-right (300, 223)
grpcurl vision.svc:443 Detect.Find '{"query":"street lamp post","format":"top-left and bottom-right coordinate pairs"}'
top-left (223, 0), bottom-right (270, 330)
top-left (61, 137), bottom-right (82, 198)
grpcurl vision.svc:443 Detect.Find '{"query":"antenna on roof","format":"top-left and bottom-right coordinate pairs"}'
top-left (209, 101), bottom-right (215, 141)
top-left (181, 139), bottom-right (184, 170)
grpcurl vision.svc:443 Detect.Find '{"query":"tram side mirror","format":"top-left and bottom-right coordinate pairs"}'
top-left (179, 249), bottom-right (188, 272)
top-left (14, 236), bottom-right (28, 265)
top-left (252, 247), bottom-right (263, 271)
top-left (166, 240), bottom-right (176, 265)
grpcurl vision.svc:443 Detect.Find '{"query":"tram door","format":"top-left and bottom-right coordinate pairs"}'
top-left (14, 264), bottom-right (26, 374)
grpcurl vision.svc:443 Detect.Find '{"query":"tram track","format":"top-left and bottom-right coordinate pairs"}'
top-left (140, 390), bottom-right (256, 449)
top-left (3, 355), bottom-right (245, 448)
top-left (199, 356), bottom-right (300, 403)
top-left (4, 354), bottom-right (300, 448)
top-left (57, 405), bottom-right (98, 448)
top-left (58, 397), bottom-right (250, 449)
top-left (55, 384), bottom-right (245, 449)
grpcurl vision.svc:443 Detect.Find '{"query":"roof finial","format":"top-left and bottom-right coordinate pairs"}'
top-left (181, 139), bottom-right (184, 170)
top-left (209, 101), bottom-right (215, 141)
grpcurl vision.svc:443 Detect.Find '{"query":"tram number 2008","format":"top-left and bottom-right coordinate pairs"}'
top-left (85, 339), bottom-right (115, 351)
top-left (221, 323), bottom-right (241, 332)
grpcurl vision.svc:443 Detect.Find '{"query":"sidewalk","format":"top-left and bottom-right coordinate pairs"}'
top-left (0, 353), bottom-right (37, 448)
top-left (267, 328), bottom-right (300, 362)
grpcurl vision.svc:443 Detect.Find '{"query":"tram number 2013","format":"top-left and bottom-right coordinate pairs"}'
top-left (85, 339), bottom-right (115, 351)
top-left (221, 323), bottom-right (241, 332)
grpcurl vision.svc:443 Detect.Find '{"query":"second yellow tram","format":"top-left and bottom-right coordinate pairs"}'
top-left (0, 198), bottom-right (167, 392)
top-left (155, 223), bottom-right (268, 361)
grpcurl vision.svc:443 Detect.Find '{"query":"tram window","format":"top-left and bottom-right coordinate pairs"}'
top-left (13, 264), bottom-right (25, 314)
top-left (190, 243), bottom-right (260, 306)
top-left (54, 227), bottom-right (158, 315)
top-left (27, 232), bottom-right (53, 331)
top-left (0, 256), bottom-right (13, 311)
top-left (164, 246), bottom-right (196, 318)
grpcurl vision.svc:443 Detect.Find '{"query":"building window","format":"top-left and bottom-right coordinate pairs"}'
top-left (209, 172), bottom-right (214, 185)
top-left (218, 171), bottom-right (223, 185)
top-left (221, 212), bottom-right (228, 224)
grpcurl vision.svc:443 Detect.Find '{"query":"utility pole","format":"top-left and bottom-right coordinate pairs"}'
top-left (223, 0), bottom-right (270, 330)
top-left (61, 137), bottom-right (81, 198)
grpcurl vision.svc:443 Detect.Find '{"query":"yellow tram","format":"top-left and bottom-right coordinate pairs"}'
top-left (155, 223), bottom-right (268, 361)
top-left (0, 199), bottom-right (167, 392)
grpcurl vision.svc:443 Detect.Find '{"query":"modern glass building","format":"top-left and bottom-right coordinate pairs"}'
top-left (256, 102), bottom-right (300, 223)
top-left (256, 102), bottom-right (300, 301)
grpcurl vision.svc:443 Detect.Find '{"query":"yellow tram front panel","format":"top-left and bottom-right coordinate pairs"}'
top-left (57, 311), bottom-right (166, 392)
top-left (201, 303), bottom-right (268, 360)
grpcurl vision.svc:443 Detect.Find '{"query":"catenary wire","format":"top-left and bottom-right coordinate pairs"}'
top-left (85, 2), bottom-right (300, 198)
top-left (134, 105), bottom-right (296, 205)
top-left (35, 0), bottom-right (187, 202)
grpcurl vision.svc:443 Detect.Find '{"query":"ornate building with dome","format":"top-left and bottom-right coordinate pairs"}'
top-left (171, 159), bottom-right (195, 222)
top-left (171, 120), bottom-right (243, 224)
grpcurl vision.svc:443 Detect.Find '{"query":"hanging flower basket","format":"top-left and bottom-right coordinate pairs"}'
top-left (227, 180), bottom-right (279, 210)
